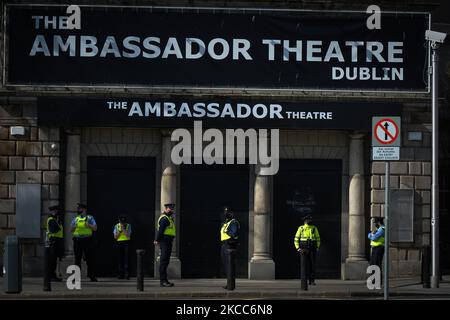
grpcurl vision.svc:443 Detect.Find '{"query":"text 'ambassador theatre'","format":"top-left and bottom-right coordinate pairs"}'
top-left (0, 3), bottom-right (438, 280)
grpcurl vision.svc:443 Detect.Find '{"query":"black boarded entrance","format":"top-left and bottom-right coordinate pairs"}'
top-left (274, 159), bottom-right (342, 279)
top-left (180, 164), bottom-right (249, 278)
top-left (87, 157), bottom-right (156, 277)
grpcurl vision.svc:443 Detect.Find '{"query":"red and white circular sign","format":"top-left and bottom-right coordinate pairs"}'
top-left (374, 118), bottom-right (399, 145)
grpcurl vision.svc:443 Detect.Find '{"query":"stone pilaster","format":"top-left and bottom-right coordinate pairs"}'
top-left (342, 133), bottom-right (369, 279)
top-left (249, 165), bottom-right (275, 279)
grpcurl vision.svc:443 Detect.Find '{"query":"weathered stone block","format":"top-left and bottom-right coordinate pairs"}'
top-left (41, 185), bottom-right (50, 199)
top-left (371, 162), bottom-right (385, 174)
top-left (371, 175), bottom-right (380, 189)
top-left (9, 156), bottom-right (23, 170)
top-left (370, 204), bottom-right (381, 217)
top-left (0, 214), bottom-right (8, 228)
top-left (37, 157), bottom-right (50, 170)
top-left (390, 162), bottom-right (408, 174)
top-left (422, 219), bottom-right (431, 232)
top-left (415, 176), bottom-right (431, 190)
top-left (49, 128), bottom-right (60, 141)
top-left (0, 156), bottom-right (8, 170)
top-left (50, 157), bottom-right (59, 170)
top-left (43, 142), bottom-right (59, 156)
top-left (43, 171), bottom-right (59, 184)
top-left (407, 249), bottom-right (420, 261)
top-left (16, 171), bottom-right (41, 183)
top-left (38, 128), bottom-right (49, 141)
top-left (400, 176), bottom-right (414, 189)
top-left (422, 162), bottom-right (431, 175)
top-left (371, 190), bottom-right (385, 204)
top-left (0, 199), bottom-right (15, 213)
top-left (0, 185), bottom-right (8, 198)
top-left (0, 171), bottom-right (15, 184)
top-left (16, 141), bottom-right (42, 156)
top-left (420, 191), bottom-right (431, 204)
top-left (408, 162), bottom-right (422, 175)
top-left (24, 157), bottom-right (37, 170)
top-left (8, 185), bottom-right (16, 198)
top-left (49, 185), bottom-right (59, 200)
top-left (0, 126), bottom-right (9, 139)
top-left (381, 175), bottom-right (399, 188)
top-left (421, 205), bottom-right (431, 218)
top-left (0, 141), bottom-right (16, 155)
top-left (8, 215), bottom-right (15, 228)
top-left (30, 127), bottom-right (38, 141)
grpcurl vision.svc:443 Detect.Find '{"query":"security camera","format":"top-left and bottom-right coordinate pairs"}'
top-left (425, 30), bottom-right (447, 44)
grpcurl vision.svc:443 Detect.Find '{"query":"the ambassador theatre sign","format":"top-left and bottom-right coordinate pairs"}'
top-left (5, 5), bottom-right (430, 91)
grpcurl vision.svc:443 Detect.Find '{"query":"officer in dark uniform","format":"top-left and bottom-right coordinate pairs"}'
top-left (220, 207), bottom-right (240, 289)
top-left (294, 214), bottom-right (321, 285)
top-left (154, 203), bottom-right (176, 287)
top-left (70, 203), bottom-right (98, 282)
top-left (46, 205), bottom-right (64, 282)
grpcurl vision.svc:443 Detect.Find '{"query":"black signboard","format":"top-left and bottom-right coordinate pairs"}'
top-left (7, 5), bottom-right (429, 91)
top-left (37, 97), bottom-right (401, 130)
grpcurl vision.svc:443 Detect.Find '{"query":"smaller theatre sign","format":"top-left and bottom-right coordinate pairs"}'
top-left (6, 5), bottom-right (429, 91)
top-left (37, 97), bottom-right (401, 130)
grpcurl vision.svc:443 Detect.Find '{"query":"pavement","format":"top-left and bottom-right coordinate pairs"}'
top-left (1, 276), bottom-right (450, 299)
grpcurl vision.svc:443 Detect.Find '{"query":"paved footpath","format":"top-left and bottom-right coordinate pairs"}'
top-left (0, 277), bottom-right (449, 299)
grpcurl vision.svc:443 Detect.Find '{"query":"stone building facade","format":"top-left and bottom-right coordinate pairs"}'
top-left (0, 0), bottom-right (449, 280)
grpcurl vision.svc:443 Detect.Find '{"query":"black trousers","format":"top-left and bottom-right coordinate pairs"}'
top-left (370, 246), bottom-right (385, 269)
top-left (221, 240), bottom-right (238, 277)
top-left (301, 247), bottom-right (317, 282)
top-left (48, 238), bottom-right (63, 278)
top-left (116, 241), bottom-right (130, 277)
top-left (73, 237), bottom-right (95, 278)
top-left (159, 238), bottom-right (173, 282)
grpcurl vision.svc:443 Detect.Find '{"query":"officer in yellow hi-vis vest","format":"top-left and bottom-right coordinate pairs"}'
top-left (70, 203), bottom-right (98, 282)
top-left (46, 205), bottom-right (64, 282)
top-left (294, 214), bottom-right (321, 285)
top-left (220, 207), bottom-right (240, 289)
top-left (368, 217), bottom-right (385, 269)
top-left (113, 215), bottom-right (132, 279)
top-left (154, 203), bottom-right (176, 287)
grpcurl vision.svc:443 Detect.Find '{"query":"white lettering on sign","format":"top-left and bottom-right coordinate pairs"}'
top-left (29, 35), bottom-right (404, 66)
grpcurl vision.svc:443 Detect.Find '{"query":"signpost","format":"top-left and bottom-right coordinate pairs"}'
top-left (372, 116), bottom-right (401, 300)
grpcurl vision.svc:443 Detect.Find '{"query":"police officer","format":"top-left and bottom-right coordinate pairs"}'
top-left (294, 214), bottom-right (321, 285)
top-left (46, 205), bottom-right (63, 282)
top-left (113, 215), bottom-right (132, 279)
top-left (220, 207), bottom-right (240, 289)
top-left (368, 217), bottom-right (385, 269)
top-left (70, 203), bottom-right (98, 282)
top-left (154, 203), bottom-right (176, 287)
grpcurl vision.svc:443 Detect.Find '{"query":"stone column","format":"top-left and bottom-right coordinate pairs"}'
top-left (64, 131), bottom-right (81, 256)
top-left (157, 130), bottom-right (181, 279)
top-left (249, 165), bottom-right (275, 279)
top-left (342, 133), bottom-right (369, 279)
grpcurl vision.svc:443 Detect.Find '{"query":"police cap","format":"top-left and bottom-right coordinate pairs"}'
top-left (374, 217), bottom-right (384, 224)
top-left (164, 203), bottom-right (175, 209)
top-left (303, 214), bottom-right (313, 221)
top-left (48, 205), bottom-right (60, 212)
top-left (77, 203), bottom-right (87, 209)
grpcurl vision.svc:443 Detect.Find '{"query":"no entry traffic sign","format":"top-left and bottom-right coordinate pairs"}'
top-left (372, 117), bottom-right (401, 147)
